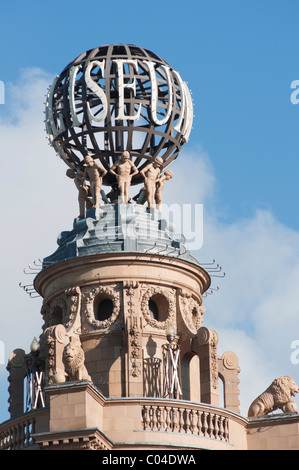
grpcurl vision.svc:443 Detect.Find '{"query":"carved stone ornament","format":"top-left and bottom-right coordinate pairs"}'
top-left (178, 289), bottom-right (205, 334)
top-left (49, 297), bottom-right (67, 325)
top-left (130, 360), bottom-right (142, 378)
top-left (7, 349), bottom-right (26, 368)
top-left (82, 284), bottom-right (121, 330)
top-left (197, 327), bottom-right (219, 391)
top-left (64, 287), bottom-right (81, 330)
top-left (63, 336), bottom-right (91, 382)
top-left (140, 285), bottom-right (176, 329)
top-left (127, 316), bottom-right (142, 379)
top-left (41, 287), bottom-right (80, 331)
top-left (248, 375), bottom-right (299, 418)
top-left (46, 324), bottom-right (66, 344)
top-left (222, 351), bottom-right (240, 372)
top-left (44, 324), bottom-right (67, 385)
top-left (197, 326), bottom-right (219, 347)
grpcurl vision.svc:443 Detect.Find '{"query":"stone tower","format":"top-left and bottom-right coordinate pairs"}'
top-left (0, 44), bottom-right (243, 450)
top-left (3, 196), bottom-right (243, 450)
top-left (3, 44), bottom-right (298, 452)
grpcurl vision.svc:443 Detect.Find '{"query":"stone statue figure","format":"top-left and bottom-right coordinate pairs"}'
top-left (83, 155), bottom-right (108, 208)
top-left (63, 337), bottom-right (91, 382)
top-left (66, 169), bottom-right (92, 219)
top-left (140, 157), bottom-right (163, 209)
top-left (248, 375), bottom-right (299, 418)
top-left (109, 151), bottom-right (139, 204)
top-left (155, 170), bottom-right (173, 210)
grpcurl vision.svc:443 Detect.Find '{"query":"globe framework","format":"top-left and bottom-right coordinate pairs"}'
top-left (45, 44), bottom-right (194, 186)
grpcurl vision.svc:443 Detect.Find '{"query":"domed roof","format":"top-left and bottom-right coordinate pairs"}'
top-left (42, 204), bottom-right (200, 268)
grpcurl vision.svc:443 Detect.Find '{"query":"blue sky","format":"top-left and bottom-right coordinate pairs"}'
top-left (0, 0), bottom-right (299, 229)
top-left (1, 0), bottom-right (299, 422)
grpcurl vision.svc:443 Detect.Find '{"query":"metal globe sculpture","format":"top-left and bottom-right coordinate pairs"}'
top-left (45, 44), bottom-right (193, 186)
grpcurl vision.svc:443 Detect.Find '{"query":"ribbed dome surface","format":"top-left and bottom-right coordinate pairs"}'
top-left (42, 204), bottom-right (200, 268)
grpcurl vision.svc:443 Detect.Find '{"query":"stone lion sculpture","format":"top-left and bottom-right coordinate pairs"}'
top-left (63, 338), bottom-right (91, 382)
top-left (248, 375), bottom-right (299, 418)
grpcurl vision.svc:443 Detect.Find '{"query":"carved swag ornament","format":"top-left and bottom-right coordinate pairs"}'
top-left (82, 284), bottom-right (121, 331)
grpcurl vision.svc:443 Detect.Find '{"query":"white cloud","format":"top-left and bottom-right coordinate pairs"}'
top-left (161, 145), bottom-right (299, 416)
top-left (163, 145), bottom-right (216, 206)
top-left (0, 68), bottom-right (78, 422)
top-left (216, 327), bottom-right (275, 415)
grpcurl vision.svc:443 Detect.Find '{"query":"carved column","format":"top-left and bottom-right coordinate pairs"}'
top-left (192, 326), bottom-right (219, 406)
top-left (218, 351), bottom-right (240, 413)
top-left (44, 324), bottom-right (67, 385)
top-left (127, 315), bottom-right (143, 396)
top-left (64, 286), bottom-right (81, 335)
top-left (7, 349), bottom-right (26, 417)
top-left (123, 281), bottom-right (143, 397)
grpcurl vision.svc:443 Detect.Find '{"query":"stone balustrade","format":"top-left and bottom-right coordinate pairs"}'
top-left (0, 409), bottom-right (49, 450)
top-left (0, 383), bottom-right (248, 449)
top-left (141, 403), bottom-right (229, 441)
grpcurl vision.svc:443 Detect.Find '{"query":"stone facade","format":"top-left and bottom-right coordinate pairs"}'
top-left (2, 41), bottom-right (298, 450)
top-left (1, 204), bottom-right (299, 450)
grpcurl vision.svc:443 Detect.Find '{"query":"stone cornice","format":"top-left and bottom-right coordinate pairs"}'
top-left (34, 251), bottom-right (211, 300)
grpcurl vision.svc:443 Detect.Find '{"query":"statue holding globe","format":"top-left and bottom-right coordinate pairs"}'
top-left (66, 168), bottom-right (92, 219)
top-left (155, 170), bottom-right (173, 210)
top-left (140, 157), bottom-right (163, 209)
top-left (45, 44), bottom-right (193, 212)
top-left (83, 155), bottom-right (107, 208)
top-left (109, 151), bottom-right (139, 204)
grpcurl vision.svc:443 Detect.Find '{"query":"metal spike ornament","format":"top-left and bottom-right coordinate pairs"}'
top-left (45, 44), bottom-right (194, 186)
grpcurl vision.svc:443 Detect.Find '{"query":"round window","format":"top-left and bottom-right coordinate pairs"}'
top-left (149, 299), bottom-right (159, 320)
top-left (148, 294), bottom-right (169, 323)
top-left (95, 297), bottom-right (114, 322)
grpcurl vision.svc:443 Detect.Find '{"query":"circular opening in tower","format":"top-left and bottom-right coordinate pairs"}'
top-left (95, 296), bottom-right (114, 321)
top-left (192, 307), bottom-right (198, 328)
top-left (149, 299), bottom-right (159, 320)
top-left (148, 294), bottom-right (168, 322)
top-left (52, 306), bottom-right (63, 325)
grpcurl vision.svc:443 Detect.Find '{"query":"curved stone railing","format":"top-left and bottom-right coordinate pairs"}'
top-left (0, 408), bottom-right (49, 450)
top-left (141, 402), bottom-right (229, 441)
top-left (0, 383), bottom-right (247, 449)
